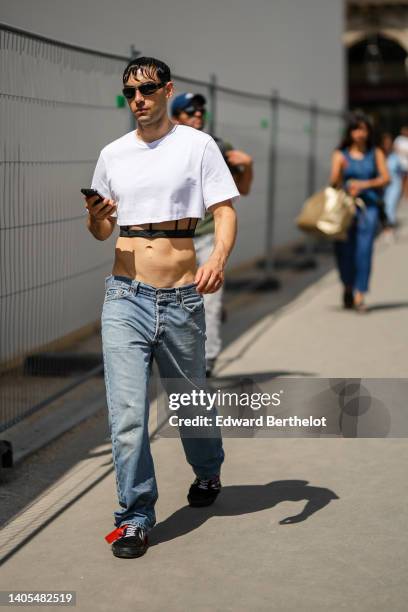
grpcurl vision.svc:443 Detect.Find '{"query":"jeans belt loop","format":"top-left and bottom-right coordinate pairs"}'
top-left (133, 280), bottom-right (140, 296)
top-left (176, 288), bottom-right (181, 304)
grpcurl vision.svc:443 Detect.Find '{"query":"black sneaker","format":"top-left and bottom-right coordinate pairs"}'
top-left (187, 475), bottom-right (221, 507)
top-left (105, 524), bottom-right (149, 559)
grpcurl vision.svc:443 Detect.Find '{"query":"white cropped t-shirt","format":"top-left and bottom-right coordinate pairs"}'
top-left (91, 124), bottom-right (240, 225)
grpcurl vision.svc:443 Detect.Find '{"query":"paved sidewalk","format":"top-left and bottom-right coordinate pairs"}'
top-left (1, 215), bottom-right (408, 611)
top-left (218, 217), bottom-right (408, 378)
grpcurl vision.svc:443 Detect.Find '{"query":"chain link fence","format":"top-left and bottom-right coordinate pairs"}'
top-left (0, 22), bottom-right (344, 439)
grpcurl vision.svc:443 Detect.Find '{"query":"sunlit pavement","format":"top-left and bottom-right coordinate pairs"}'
top-left (1, 208), bottom-right (408, 612)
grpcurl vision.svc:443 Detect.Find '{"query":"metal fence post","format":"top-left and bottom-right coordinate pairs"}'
top-left (258, 89), bottom-right (280, 290)
top-left (208, 73), bottom-right (217, 138)
top-left (302, 101), bottom-right (319, 268)
top-left (307, 101), bottom-right (318, 197)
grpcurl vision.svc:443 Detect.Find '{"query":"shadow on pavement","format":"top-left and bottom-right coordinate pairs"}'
top-left (328, 301), bottom-right (408, 314)
top-left (364, 301), bottom-right (408, 313)
top-left (210, 371), bottom-right (316, 384)
top-left (150, 480), bottom-right (339, 546)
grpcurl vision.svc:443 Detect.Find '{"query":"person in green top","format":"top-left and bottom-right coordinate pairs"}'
top-left (171, 92), bottom-right (253, 375)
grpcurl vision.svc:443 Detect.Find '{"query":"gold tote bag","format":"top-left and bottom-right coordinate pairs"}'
top-left (296, 186), bottom-right (365, 241)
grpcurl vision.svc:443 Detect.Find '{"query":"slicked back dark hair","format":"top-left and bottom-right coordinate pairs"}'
top-left (122, 56), bottom-right (171, 85)
top-left (338, 111), bottom-right (375, 151)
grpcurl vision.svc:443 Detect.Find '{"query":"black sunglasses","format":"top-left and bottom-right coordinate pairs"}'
top-left (183, 105), bottom-right (206, 117)
top-left (122, 81), bottom-right (166, 99)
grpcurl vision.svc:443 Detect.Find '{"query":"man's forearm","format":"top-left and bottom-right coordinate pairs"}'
top-left (86, 215), bottom-right (114, 241)
top-left (210, 206), bottom-right (237, 269)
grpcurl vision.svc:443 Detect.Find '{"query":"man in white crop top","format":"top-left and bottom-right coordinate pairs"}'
top-left (84, 56), bottom-right (239, 559)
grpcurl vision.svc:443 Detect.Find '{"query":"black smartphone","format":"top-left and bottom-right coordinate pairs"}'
top-left (81, 188), bottom-right (104, 205)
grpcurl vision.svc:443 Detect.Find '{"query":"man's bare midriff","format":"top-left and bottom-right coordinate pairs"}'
top-left (112, 217), bottom-right (201, 288)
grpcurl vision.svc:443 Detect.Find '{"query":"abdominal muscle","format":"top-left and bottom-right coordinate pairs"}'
top-left (111, 217), bottom-right (200, 288)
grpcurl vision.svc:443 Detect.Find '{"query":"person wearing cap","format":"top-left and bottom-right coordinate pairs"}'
top-left (171, 92), bottom-right (253, 376)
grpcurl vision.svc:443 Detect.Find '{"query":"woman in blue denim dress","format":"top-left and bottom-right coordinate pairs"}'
top-left (329, 112), bottom-right (390, 312)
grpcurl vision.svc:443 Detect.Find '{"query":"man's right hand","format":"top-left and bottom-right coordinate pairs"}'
top-left (84, 195), bottom-right (117, 220)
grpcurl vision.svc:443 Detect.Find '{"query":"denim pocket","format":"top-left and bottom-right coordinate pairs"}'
top-left (104, 285), bottom-right (132, 302)
top-left (180, 291), bottom-right (204, 313)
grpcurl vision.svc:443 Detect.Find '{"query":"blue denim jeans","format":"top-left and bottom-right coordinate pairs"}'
top-left (333, 204), bottom-right (379, 293)
top-left (101, 275), bottom-right (225, 532)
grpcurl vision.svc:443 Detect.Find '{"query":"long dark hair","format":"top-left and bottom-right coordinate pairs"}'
top-left (337, 111), bottom-right (375, 151)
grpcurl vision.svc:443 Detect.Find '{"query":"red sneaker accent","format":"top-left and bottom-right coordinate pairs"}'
top-left (104, 525), bottom-right (127, 544)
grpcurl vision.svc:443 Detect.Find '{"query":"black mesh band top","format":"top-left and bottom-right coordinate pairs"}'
top-left (119, 218), bottom-right (199, 238)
